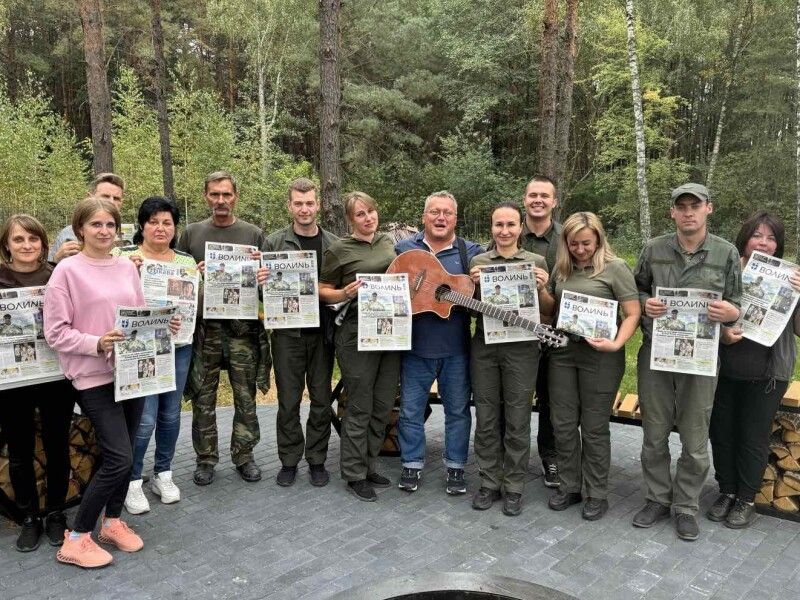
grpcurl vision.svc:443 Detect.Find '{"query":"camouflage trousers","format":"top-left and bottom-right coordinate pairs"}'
top-left (192, 320), bottom-right (261, 467)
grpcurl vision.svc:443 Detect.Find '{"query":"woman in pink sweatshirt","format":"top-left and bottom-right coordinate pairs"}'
top-left (44, 197), bottom-right (149, 569)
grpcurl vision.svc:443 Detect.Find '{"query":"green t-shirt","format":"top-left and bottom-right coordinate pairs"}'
top-left (547, 257), bottom-right (638, 319)
top-left (177, 217), bottom-right (265, 264)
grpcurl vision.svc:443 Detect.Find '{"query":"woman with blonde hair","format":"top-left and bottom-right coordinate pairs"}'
top-left (319, 192), bottom-right (400, 502)
top-left (539, 211), bottom-right (640, 520)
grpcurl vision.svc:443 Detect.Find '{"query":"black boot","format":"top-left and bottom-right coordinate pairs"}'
top-left (16, 515), bottom-right (43, 552)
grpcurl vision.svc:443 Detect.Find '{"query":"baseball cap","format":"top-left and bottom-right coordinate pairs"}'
top-left (671, 183), bottom-right (709, 203)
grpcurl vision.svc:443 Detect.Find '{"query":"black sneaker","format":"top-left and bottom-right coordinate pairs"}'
top-left (16, 516), bottom-right (43, 552)
top-left (706, 493), bottom-right (735, 522)
top-left (193, 464), bottom-right (215, 486)
top-left (675, 513), bottom-right (699, 541)
top-left (542, 460), bottom-right (559, 488)
top-left (503, 492), bottom-right (523, 516)
top-left (446, 468), bottom-right (467, 495)
top-left (308, 464), bottom-right (329, 487)
top-left (725, 499), bottom-right (755, 529)
top-left (582, 498), bottom-right (609, 521)
top-left (548, 490), bottom-right (582, 511)
top-left (237, 461), bottom-right (262, 482)
top-left (276, 465), bottom-right (298, 487)
top-left (398, 467), bottom-right (421, 492)
top-left (632, 501), bottom-right (670, 528)
top-left (366, 472), bottom-right (391, 488)
top-left (347, 479), bottom-right (377, 502)
top-left (44, 511), bottom-right (68, 547)
top-left (472, 487), bottom-right (501, 510)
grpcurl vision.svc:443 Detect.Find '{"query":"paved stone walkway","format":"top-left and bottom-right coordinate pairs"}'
top-left (2, 405), bottom-right (800, 600)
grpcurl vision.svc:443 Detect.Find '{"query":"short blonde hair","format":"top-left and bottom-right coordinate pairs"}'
top-left (72, 196), bottom-right (121, 243)
top-left (0, 214), bottom-right (49, 264)
top-left (553, 212), bottom-right (617, 282)
top-left (343, 191), bottom-right (378, 223)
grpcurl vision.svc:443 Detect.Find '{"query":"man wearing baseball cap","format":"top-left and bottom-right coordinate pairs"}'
top-left (631, 182), bottom-right (742, 541)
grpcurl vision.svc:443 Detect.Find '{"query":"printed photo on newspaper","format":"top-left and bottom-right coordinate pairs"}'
top-left (479, 263), bottom-right (541, 344)
top-left (203, 242), bottom-right (260, 320)
top-left (739, 250), bottom-right (800, 347)
top-left (357, 273), bottom-right (412, 351)
top-left (650, 287), bottom-right (721, 377)
top-left (0, 286), bottom-right (64, 390)
top-left (261, 251), bottom-right (319, 329)
top-left (141, 259), bottom-right (199, 345)
top-left (117, 223), bottom-right (136, 246)
top-left (114, 305), bottom-right (177, 402)
top-left (557, 291), bottom-right (618, 341)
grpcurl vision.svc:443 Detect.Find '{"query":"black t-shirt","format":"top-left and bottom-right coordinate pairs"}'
top-left (719, 337), bottom-right (770, 381)
top-left (296, 230), bottom-right (323, 336)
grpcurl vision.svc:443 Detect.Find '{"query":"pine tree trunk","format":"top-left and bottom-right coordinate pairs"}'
top-left (555, 0), bottom-right (579, 207)
top-left (625, 0), bottom-right (650, 243)
top-left (795, 0), bottom-right (800, 263)
top-left (149, 0), bottom-right (174, 200)
top-left (319, 0), bottom-right (345, 235)
top-left (537, 0), bottom-right (559, 180)
top-left (77, 0), bottom-right (113, 174)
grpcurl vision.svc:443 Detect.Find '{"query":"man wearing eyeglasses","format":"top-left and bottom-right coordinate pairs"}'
top-left (395, 191), bottom-right (483, 495)
top-left (177, 171), bottom-right (267, 487)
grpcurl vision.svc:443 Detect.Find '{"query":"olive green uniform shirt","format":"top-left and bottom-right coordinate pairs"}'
top-left (520, 220), bottom-right (562, 272)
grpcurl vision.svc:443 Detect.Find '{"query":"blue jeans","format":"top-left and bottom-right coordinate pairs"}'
top-left (131, 344), bottom-right (192, 479)
top-left (399, 353), bottom-right (472, 470)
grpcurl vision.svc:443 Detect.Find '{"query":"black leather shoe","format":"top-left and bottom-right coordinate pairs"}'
top-left (675, 513), bottom-right (699, 541)
top-left (582, 498), bottom-right (609, 521)
top-left (366, 472), bottom-right (391, 488)
top-left (472, 487), bottom-right (501, 510)
top-left (503, 492), bottom-right (523, 516)
top-left (16, 516), bottom-right (43, 552)
top-left (44, 511), bottom-right (68, 547)
top-left (725, 499), bottom-right (755, 529)
top-left (276, 465), bottom-right (297, 487)
top-left (632, 501), bottom-right (670, 528)
top-left (308, 464), bottom-right (329, 487)
top-left (237, 461), bottom-right (262, 482)
top-left (347, 479), bottom-right (377, 502)
top-left (706, 493), bottom-right (735, 522)
top-left (548, 490), bottom-right (582, 511)
top-left (193, 464), bottom-right (215, 486)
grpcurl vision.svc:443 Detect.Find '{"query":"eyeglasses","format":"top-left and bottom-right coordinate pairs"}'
top-left (426, 209), bottom-right (456, 218)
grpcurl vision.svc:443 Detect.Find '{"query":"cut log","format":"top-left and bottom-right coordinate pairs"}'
top-left (777, 411), bottom-right (800, 431)
top-left (782, 381), bottom-right (800, 408)
top-left (764, 463), bottom-right (778, 481)
top-left (784, 470), bottom-right (800, 491)
top-left (773, 495), bottom-right (800, 512)
top-left (761, 481), bottom-right (775, 502)
top-left (777, 454), bottom-right (800, 471)
top-left (784, 429), bottom-right (800, 443)
top-left (776, 479), bottom-right (800, 497)
top-left (770, 436), bottom-right (790, 459)
top-left (755, 491), bottom-right (771, 506)
top-left (790, 444), bottom-right (800, 461)
top-left (616, 394), bottom-right (639, 418)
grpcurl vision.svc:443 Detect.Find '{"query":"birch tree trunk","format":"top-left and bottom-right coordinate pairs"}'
top-left (77, 0), bottom-right (113, 174)
top-left (555, 0), bottom-right (579, 206)
top-left (149, 0), bottom-right (174, 200)
top-left (319, 0), bottom-right (345, 235)
top-left (537, 0), bottom-right (559, 179)
top-left (625, 0), bottom-right (650, 243)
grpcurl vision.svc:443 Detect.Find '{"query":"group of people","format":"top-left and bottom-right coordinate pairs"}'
top-left (0, 169), bottom-right (796, 571)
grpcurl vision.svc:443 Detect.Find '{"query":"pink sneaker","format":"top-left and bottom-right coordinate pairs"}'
top-left (98, 518), bottom-right (144, 552)
top-left (56, 531), bottom-right (113, 568)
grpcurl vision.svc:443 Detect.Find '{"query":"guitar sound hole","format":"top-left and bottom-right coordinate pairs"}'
top-left (434, 284), bottom-right (451, 301)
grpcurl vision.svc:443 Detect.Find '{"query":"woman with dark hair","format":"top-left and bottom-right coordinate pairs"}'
top-left (0, 214), bottom-right (75, 552)
top-left (707, 211), bottom-right (800, 528)
top-left (112, 197), bottom-right (196, 515)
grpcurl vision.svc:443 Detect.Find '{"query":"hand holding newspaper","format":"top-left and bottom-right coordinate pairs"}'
top-left (556, 291), bottom-right (618, 341)
top-left (203, 242), bottom-right (260, 320)
top-left (261, 251), bottom-right (320, 329)
top-left (140, 259), bottom-right (199, 345)
top-left (478, 263), bottom-right (541, 344)
top-left (739, 251), bottom-right (800, 347)
top-left (357, 273), bottom-right (412, 351)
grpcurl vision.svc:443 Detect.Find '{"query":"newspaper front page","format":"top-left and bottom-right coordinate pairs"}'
top-left (650, 287), bottom-right (721, 377)
top-left (203, 242), bottom-right (260, 320)
top-left (261, 251), bottom-right (319, 329)
top-left (140, 259), bottom-right (199, 345)
top-left (557, 291), bottom-right (618, 341)
top-left (356, 273), bottom-right (412, 351)
top-left (478, 263), bottom-right (541, 344)
top-left (739, 250), bottom-right (800, 347)
top-left (118, 224), bottom-right (136, 246)
top-left (0, 287), bottom-right (64, 390)
top-left (114, 305), bottom-right (177, 402)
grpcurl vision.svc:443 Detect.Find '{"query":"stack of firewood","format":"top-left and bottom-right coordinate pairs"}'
top-left (757, 411), bottom-right (800, 512)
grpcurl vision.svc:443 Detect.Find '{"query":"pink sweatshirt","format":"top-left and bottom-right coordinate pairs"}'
top-left (44, 253), bottom-right (146, 390)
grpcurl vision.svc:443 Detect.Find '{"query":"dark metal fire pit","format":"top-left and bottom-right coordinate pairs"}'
top-left (328, 572), bottom-right (579, 600)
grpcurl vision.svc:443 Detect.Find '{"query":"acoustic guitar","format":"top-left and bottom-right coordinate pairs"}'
top-left (387, 249), bottom-right (568, 348)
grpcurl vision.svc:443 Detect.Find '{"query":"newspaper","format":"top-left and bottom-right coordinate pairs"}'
top-left (478, 263), bottom-right (541, 344)
top-left (356, 273), bottom-right (412, 351)
top-left (114, 305), bottom-right (177, 402)
top-left (140, 259), bottom-right (200, 345)
top-left (0, 287), bottom-right (64, 390)
top-left (557, 291), bottom-right (618, 341)
top-left (118, 224), bottom-right (136, 246)
top-left (739, 251), bottom-right (800, 347)
top-left (203, 242), bottom-right (260, 320)
top-left (650, 287), bottom-right (721, 377)
top-left (261, 251), bottom-right (319, 329)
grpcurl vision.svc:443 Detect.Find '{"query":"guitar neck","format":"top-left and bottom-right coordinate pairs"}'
top-left (441, 289), bottom-right (545, 335)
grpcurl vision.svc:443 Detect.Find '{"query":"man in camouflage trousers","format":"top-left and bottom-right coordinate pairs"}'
top-left (178, 171), bottom-right (268, 485)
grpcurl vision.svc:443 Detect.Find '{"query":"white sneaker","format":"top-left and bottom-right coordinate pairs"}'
top-left (151, 471), bottom-right (180, 504)
top-left (124, 479), bottom-right (150, 514)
